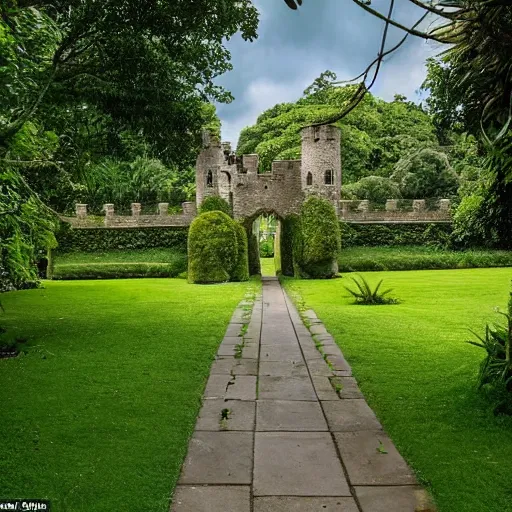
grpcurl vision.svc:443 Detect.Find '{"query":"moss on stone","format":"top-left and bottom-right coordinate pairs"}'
top-left (188, 211), bottom-right (238, 284)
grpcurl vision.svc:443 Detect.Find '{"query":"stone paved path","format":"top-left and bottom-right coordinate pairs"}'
top-left (172, 278), bottom-right (435, 512)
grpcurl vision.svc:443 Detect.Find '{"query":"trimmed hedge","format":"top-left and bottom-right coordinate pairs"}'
top-left (199, 196), bottom-right (232, 216)
top-left (296, 197), bottom-right (340, 278)
top-left (56, 224), bottom-right (188, 253)
top-left (231, 222), bottom-right (250, 282)
top-left (53, 262), bottom-right (186, 280)
top-left (188, 211), bottom-right (249, 284)
top-left (280, 215), bottom-right (299, 277)
top-left (340, 222), bottom-right (452, 248)
top-left (247, 231), bottom-right (261, 276)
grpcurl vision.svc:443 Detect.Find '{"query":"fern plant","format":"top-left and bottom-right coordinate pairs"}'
top-left (467, 286), bottom-right (512, 411)
top-left (344, 275), bottom-right (398, 305)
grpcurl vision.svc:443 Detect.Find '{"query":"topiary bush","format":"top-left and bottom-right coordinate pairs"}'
top-left (199, 196), bottom-right (232, 216)
top-left (247, 229), bottom-right (261, 276)
top-left (296, 197), bottom-right (340, 278)
top-left (231, 221), bottom-right (250, 282)
top-left (188, 211), bottom-right (239, 284)
top-left (280, 214), bottom-right (299, 277)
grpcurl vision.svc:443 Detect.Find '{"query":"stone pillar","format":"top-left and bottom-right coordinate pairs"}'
top-left (412, 200), bottom-right (426, 211)
top-left (103, 204), bottom-right (115, 217)
top-left (439, 199), bottom-right (451, 211)
top-left (385, 199), bottom-right (398, 211)
top-left (158, 203), bottom-right (169, 216)
top-left (131, 203), bottom-right (141, 217)
top-left (75, 204), bottom-right (88, 218)
top-left (357, 200), bottom-right (370, 212)
top-left (182, 202), bottom-right (197, 217)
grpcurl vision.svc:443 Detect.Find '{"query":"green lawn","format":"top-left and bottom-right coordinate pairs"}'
top-left (338, 245), bottom-right (512, 272)
top-left (0, 279), bottom-right (255, 512)
top-left (260, 257), bottom-right (276, 276)
top-left (284, 268), bottom-right (512, 512)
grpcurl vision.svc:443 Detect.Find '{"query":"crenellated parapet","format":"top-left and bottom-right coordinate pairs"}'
top-left (340, 199), bottom-right (452, 223)
top-left (61, 202), bottom-right (197, 229)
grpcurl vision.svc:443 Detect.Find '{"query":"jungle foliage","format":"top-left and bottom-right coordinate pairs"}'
top-left (0, 0), bottom-right (258, 288)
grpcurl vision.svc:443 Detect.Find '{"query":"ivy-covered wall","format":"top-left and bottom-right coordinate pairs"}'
top-left (56, 224), bottom-right (189, 253)
top-left (340, 222), bottom-right (452, 248)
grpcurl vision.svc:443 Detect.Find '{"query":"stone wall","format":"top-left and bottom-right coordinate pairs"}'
top-left (339, 199), bottom-right (452, 223)
top-left (62, 202), bottom-right (197, 229)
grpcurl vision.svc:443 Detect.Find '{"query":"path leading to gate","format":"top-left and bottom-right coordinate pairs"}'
top-left (172, 278), bottom-right (434, 512)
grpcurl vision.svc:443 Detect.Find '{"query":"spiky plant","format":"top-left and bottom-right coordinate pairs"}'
top-left (344, 275), bottom-right (398, 305)
top-left (467, 286), bottom-right (512, 409)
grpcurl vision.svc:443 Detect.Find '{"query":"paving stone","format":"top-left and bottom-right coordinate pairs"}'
top-left (259, 361), bottom-right (308, 377)
top-left (314, 333), bottom-right (337, 345)
top-left (195, 399), bottom-right (255, 431)
top-left (225, 323), bottom-right (244, 337)
top-left (217, 344), bottom-right (240, 357)
top-left (221, 336), bottom-right (245, 346)
top-left (303, 309), bottom-right (318, 320)
top-left (204, 374), bottom-right (231, 398)
top-left (225, 375), bottom-right (257, 400)
top-left (172, 486), bottom-right (251, 512)
top-left (241, 344), bottom-right (259, 359)
top-left (307, 358), bottom-right (334, 377)
top-left (332, 370), bottom-right (353, 377)
top-left (253, 432), bottom-right (350, 496)
top-left (354, 486), bottom-right (436, 512)
top-left (210, 358), bottom-right (258, 376)
top-left (322, 345), bottom-right (344, 358)
top-left (179, 432), bottom-right (253, 484)
top-left (256, 400), bottom-right (328, 431)
top-left (309, 324), bottom-right (328, 335)
top-left (301, 345), bottom-right (324, 361)
top-left (254, 497), bottom-right (359, 512)
top-left (335, 431), bottom-right (417, 486)
top-left (322, 400), bottom-right (382, 432)
top-left (260, 345), bottom-right (303, 362)
top-left (259, 376), bottom-right (317, 401)
top-left (326, 355), bottom-right (352, 373)
top-left (331, 377), bottom-right (364, 399)
top-left (311, 375), bottom-right (339, 401)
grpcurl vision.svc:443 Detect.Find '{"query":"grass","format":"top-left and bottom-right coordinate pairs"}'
top-left (53, 249), bottom-right (187, 279)
top-left (0, 278), bottom-right (255, 512)
top-left (284, 268), bottom-right (512, 512)
top-left (338, 245), bottom-right (512, 272)
top-left (260, 257), bottom-right (276, 277)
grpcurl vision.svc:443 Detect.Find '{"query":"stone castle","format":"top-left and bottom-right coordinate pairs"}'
top-left (67, 123), bottom-right (453, 228)
top-left (196, 125), bottom-right (342, 221)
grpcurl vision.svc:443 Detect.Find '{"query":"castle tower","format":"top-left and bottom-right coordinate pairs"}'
top-left (195, 131), bottom-right (224, 207)
top-left (301, 125), bottom-right (342, 212)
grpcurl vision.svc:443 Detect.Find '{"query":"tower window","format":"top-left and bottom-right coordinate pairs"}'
top-left (206, 170), bottom-right (213, 187)
top-left (324, 169), bottom-right (334, 185)
top-left (306, 172), bottom-right (313, 186)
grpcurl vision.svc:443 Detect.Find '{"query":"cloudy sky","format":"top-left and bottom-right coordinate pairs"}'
top-left (215, 0), bottom-right (442, 146)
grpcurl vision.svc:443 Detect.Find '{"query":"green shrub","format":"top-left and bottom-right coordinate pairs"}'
top-left (247, 230), bottom-right (261, 276)
top-left (343, 176), bottom-right (401, 204)
top-left (340, 222), bottom-right (452, 248)
top-left (467, 285), bottom-right (512, 414)
top-left (344, 275), bottom-right (399, 305)
top-left (280, 214), bottom-right (299, 277)
top-left (296, 197), bottom-right (340, 278)
top-left (338, 246), bottom-right (512, 273)
top-left (188, 211), bottom-right (238, 284)
top-left (231, 221), bottom-right (250, 282)
top-left (56, 224), bottom-right (188, 253)
top-left (452, 194), bottom-right (487, 248)
top-left (259, 239), bottom-right (274, 258)
top-left (53, 262), bottom-right (186, 280)
top-left (199, 196), bottom-right (232, 216)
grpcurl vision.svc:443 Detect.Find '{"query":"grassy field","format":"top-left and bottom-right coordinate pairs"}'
top-left (53, 249), bottom-right (187, 279)
top-left (260, 257), bottom-right (276, 276)
top-left (0, 279), bottom-right (255, 512)
top-left (338, 246), bottom-right (512, 272)
top-left (284, 268), bottom-right (512, 512)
